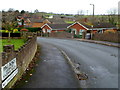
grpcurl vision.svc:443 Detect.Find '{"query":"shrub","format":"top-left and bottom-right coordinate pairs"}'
top-left (104, 30), bottom-right (116, 33)
top-left (66, 29), bottom-right (72, 33)
top-left (13, 31), bottom-right (20, 33)
top-left (0, 30), bottom-right (6, 33)
top-left (74, 35), bottom-right (82, 38)
top-left (5, 30), bottom-right (9, 33)
top-left (13, 29), bottom-right (19, 33)
top-left (0, 30), bottom-right (12, 33)
top-left (27, 27), bottom-right (41, 32)
top-left (17, 27), bottom-right (41, 32)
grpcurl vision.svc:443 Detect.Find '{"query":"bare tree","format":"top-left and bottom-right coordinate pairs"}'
top-left (8, 8), bottom-right (15, 12)
top-left (107, 8), bottom-right (118, 25)
top-left (21, 10), bottom-right (25, 14)
top-left (2, 9), bottom-right (18, 42)
top-left (79, 10), bottom-right (84, 15)
top-left (34, 9), bottom-right (39, 13)
top-left (107, 8), bottom-right (118, 15)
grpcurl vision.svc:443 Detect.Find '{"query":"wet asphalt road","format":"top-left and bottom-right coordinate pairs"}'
top-left (37, 37), bottom-right (118, 88)
top-left (22, 41), bottom-right (79, 88)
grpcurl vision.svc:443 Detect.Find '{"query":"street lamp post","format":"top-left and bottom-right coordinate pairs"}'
top-left (90, 4), bottom-right (95, 18)
top-left (90, 4), bottom-right (95, 39)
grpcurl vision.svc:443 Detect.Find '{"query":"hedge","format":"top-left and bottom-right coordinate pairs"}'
top-left (17, 27), bottom-right (42, 32)
top-left (74, 35), bottom-right (82, 38)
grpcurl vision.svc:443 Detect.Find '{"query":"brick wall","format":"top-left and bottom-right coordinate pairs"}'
top-left (0, 34), bottom-right (37, 88)
top-left (49, 32), bottom-right (73, 38)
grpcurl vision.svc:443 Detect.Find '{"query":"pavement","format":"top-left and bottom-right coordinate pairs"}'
top-left (75, 39), bottom-right (120, 48)
top-left (21, 42), bottom-right (79, 88)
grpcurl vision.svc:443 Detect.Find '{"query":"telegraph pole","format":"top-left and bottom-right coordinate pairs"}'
top-left (90, 4), bottom-right (95, 39)
top-left (90, 4), bottom-right (95, 23)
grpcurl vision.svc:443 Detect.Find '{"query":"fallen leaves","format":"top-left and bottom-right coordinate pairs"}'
top-left (76, 73), bottom-right (88, 80)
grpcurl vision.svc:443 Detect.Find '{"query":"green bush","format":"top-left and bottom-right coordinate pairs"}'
top-left (27, 28), bottom-right (41, 32)
top-left (17, 27), bottom-right (41, 32)
top-left (13, 31), bottom-right (20, 33)
top-left (0, 30), bottom-right (12, 33)
top-left (0, 30), bottom-right (20, 33)
top-left (66, 29), bottom-right (72, 33)
top-left (0, 30), bottom-right (6, 33)
top-left (43, 33), bottom-right (48, 37)
top-left (74, 35), bottom-right (82, 38)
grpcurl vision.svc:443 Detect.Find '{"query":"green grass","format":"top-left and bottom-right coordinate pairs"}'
top-left (65, 21), bottom-right (75, 24)
top-left (0, 39), bottom-right (25, 52)
top-left (45, 13), bottom-right (54, 16)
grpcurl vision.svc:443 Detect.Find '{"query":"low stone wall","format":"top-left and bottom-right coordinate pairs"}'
top-left (92, 32), bottom-right (120, 43)
top-left (0, 34), bottom-right (37, 88)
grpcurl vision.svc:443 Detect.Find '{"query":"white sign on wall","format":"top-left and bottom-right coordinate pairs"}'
top-left (1, 58), bottom-right (17, 81)
top-left (1, 58), bottom-right (18, 88)
top-left (2, 68), bottom-right (18, 88)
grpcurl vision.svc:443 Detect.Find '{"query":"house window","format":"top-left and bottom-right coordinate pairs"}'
top-left (18, 22), bottom-right (22, 25)
top-left (79, 30), bottom-right (84, 35)
top-left (43, 29), bottom-right (46, 33)
top-left (71, 29), bottom-right (76, 34)
top-left (98, 30), bottom-right (103, 33)
top-left (47, 29), bottom-right (51, 33)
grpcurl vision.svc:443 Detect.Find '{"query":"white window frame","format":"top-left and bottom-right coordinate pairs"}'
top-left (47, 29), bottom-right (51, 33)
top-left (71, 29), bottom-right (76, 34)
top-left (79, 30), bottom-right (84, 35)
top-left (43, 29), bottom-right (46, 33)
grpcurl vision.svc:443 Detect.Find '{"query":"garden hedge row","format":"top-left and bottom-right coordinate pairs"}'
top-left (17, 27), bottom-right (42, 32)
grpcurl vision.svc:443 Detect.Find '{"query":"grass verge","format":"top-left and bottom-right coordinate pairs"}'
top-left (0, 39), bottom-right (25, 52)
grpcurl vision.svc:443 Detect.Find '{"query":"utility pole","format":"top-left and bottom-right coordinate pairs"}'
top-left (90, 4), bottom-right (95, 22)
top-left (90, 4), bottom-right (95, 39)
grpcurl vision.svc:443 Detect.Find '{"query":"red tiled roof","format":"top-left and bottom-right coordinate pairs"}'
top-left (32, 23), bottom-right (44, 28)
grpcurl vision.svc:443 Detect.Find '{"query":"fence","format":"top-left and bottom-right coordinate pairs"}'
top-left (0, 33), bottom-right (21, 37)
top-left (92, 32), bottom-right (120, 43)
top-left (0, 34), bottom-right (37, 88)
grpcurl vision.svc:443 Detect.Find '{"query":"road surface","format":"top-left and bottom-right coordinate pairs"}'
top-left (22, 42), bottom-right (79, 88)
top-left (37, 37), bottom-right (118, 88)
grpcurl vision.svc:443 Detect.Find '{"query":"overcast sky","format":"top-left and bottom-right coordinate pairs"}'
top-left (0, 0), bottom-right (119, 15)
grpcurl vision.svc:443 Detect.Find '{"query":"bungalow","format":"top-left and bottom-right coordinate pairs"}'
top-left (24, 18), bottom-right (51, 28)
top-left (16, 16), bottom-right (24, 27)
top-left (47, 18), bottom-right (66, 24)
top-left (41, 24), bottom-right (71, 33)
top-left (67, 22), bottom-right (117, 35)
